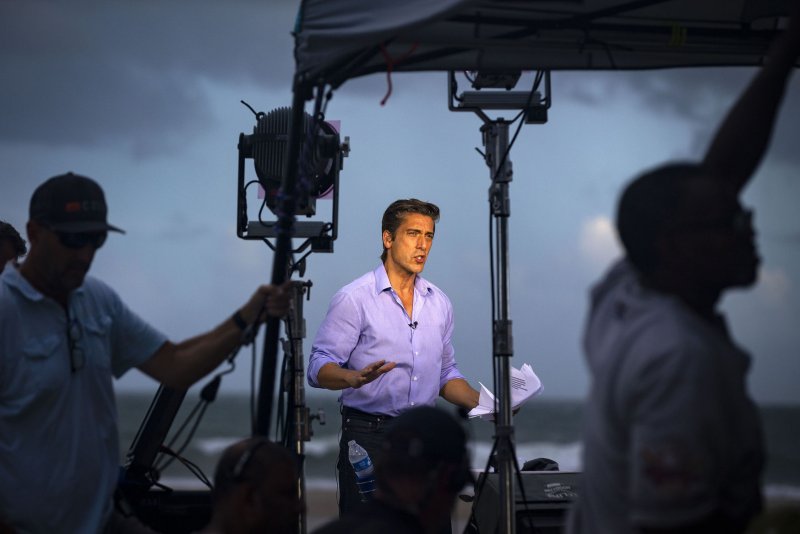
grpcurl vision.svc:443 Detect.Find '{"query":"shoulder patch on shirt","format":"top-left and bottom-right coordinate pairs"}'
top-left (640, 441), bottom-right (700, 495)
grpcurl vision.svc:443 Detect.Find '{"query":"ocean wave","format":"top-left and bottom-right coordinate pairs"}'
top-left (191, 435), bottom-right (342, 457)
top-left (192, 436), bottom-right (241, 456)
top-left (191, 436), bottom-right (583, 469)
top-left (188, 436), bottom-right (800, 505)
top-left (305, 435), bottom-right (341, 456)
top-left (469, 440), bottom-right (583, 472)
top-left (765, 484), bottom-right (800, 502)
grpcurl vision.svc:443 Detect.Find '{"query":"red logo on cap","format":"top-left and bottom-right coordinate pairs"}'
top-left (65, 201), bottom-right (82, 213)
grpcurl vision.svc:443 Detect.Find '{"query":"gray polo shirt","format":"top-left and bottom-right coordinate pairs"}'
top-left (0, 266), bottom-right (167, 533)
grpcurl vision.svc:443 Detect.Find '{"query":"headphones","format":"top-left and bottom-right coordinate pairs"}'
top-left (231, 438), bottom-right (269, 481)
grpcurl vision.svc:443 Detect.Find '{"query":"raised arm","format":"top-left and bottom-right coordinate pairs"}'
top-left (316, 360), bottom-right (397, 390)
top-left (703, 5), bottom-right (800, 193)
top-left (138, 283), bottom-right (290, 390)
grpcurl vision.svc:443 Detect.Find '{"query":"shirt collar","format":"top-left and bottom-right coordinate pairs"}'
top-left (2, 264), bottom-right (45, 302)
top-left (2, 263), bottom-right (85, 303)
top-left (373, 263), bottom-right (433, 296)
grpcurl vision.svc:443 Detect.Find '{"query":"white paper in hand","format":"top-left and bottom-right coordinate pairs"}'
top-left (510, 363), bottom-right (543, 409)
top-left (467, 363), bottom-right (543, 420)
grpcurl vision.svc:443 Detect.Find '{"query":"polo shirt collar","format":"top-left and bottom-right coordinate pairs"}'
top-left (2, 264), bottom-right (85, 303)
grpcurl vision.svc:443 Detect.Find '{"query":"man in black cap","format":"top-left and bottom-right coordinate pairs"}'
top-left (0, 173), bottom-right (290, 533)
top-left (313, 406), bottom-right (472, 534)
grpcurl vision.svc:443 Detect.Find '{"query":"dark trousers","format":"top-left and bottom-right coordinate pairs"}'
top-left (337, 407), bottom-right (393, 517)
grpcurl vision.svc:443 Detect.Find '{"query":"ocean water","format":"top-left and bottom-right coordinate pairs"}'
top-left (116, 391), bottom-right (800, 501)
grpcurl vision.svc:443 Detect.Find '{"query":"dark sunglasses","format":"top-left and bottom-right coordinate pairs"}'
top-left (671, 207), bottom-right (754, 234)
top-left (55, 231), bottom-right (107, 250)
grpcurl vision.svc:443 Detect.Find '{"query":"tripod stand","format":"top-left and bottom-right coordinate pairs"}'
top-left (483, 117), bottom-right (518, 534)
top-left (449, 70), bottom-right (551, 534)
top-left (276, 278), bottom-right (325, 534)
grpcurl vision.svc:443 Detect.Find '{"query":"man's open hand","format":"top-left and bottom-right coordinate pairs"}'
top-left (346, 359), bottom-right (396, 389)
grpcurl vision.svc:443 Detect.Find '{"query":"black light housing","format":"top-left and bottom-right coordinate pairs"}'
top-left (244, 107), bottom-right (341, 217)
top-left (236, 105), bottom-right (348, 251)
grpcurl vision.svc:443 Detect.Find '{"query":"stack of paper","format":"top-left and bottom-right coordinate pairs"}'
top-left (467, 363), bottom-right (543, 420)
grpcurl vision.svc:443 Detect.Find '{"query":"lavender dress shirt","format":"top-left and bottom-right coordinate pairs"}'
top-left (307, 264), bottom-right (465, 416)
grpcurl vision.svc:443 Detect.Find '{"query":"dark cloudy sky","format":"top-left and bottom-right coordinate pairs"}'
top-left (2, 0), bottom-right (800, 405)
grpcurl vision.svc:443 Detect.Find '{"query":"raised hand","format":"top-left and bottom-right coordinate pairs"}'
top-left (346, 359), bottom-right (397, 389)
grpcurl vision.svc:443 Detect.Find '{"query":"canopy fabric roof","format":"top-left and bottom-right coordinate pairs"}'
top-left (294, 0), bottom-right (794, 88)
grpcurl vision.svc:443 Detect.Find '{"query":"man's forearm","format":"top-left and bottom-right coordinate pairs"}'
top-left (139, 316), bottom-right (244, 390)
top-left (138, 284), bottom-right (290, 389)
top-left (440, 378), bottom-right (480, 409)
top-left (315, 359), bottom-right (397, 391)
top-left (316, 362), bottom-right (358, 390)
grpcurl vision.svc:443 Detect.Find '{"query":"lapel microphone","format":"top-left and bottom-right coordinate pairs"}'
top-left (408, 321), bottom-right (418, 329)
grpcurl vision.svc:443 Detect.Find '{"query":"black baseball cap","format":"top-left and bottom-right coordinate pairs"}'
top-left (29, 172), bottom-right (125, 234)
top-left (379, 406), bottom-right (469, 470)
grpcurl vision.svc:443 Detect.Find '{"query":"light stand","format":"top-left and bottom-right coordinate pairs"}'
top-left (235, 82), bottom-right (346, 437)
top-left (486, 117), bottom-right (517, 534)
top-left (449, 70), bottom-right (550, 534)
top-left (239, 80), bottom-right (346, 534)
top-left (277, 278), bottom-right (326, 534)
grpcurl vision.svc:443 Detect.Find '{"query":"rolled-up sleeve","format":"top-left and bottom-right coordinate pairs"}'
top-left (307, 291), bottom-right (361, 388)
top-left (438, 295), bottom-right (464, 390)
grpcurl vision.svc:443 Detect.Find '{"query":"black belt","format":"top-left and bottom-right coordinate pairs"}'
top-left (341, 406), bottom-right (394, 423)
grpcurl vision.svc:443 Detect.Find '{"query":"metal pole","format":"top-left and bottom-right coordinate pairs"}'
top-left (482, 119), bottom-right (516, 534)
top-left (285, 280), bottom-right (314, 534)
top-left (255, 79), bottom-right (309, 437)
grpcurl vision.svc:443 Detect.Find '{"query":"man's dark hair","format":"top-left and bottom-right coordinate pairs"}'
top-left (211, 438), bottom-right (295, 504)
top-left (616, 162), bottom-right (707, 275)
top-left (380, 199), bottom-right (440, 262)
top-left (0, 220), bottom-right (27, 257)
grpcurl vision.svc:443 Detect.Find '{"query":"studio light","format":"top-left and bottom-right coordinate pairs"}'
top-left (236, 104), bottom-right (349, 250)
top-left (240, 107), bottom-right (344, 217)
top-left (469, 70), bottom-right (522, 90)
top-left (449, 70), bottom-right (551, 124)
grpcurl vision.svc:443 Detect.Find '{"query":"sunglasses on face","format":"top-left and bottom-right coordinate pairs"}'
top-left (671, 207), bottom-right (754, 234)
top-left (55, 231), bottom-right (107, 250)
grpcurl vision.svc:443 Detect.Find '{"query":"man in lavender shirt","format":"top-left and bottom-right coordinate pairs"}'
top-left (307, 198), bottom-right (480, 517)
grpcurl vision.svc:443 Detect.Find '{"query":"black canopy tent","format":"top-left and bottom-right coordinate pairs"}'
top-left (294, 0), bottom-right (790, 84)
top-left (256, 1), bottom-right (796, 532)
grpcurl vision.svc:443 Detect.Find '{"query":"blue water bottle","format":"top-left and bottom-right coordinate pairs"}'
top-left (348, 440), bottom-right (375, 502)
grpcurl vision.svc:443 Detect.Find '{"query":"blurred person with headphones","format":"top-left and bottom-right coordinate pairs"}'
top-left (198, 437), bottom-right (303, 534)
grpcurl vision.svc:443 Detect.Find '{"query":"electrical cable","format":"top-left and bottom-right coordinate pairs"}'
top-left (158, 445), bottom-right (213, 489)
top-left (153, 307), bottom-right (264, 473)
